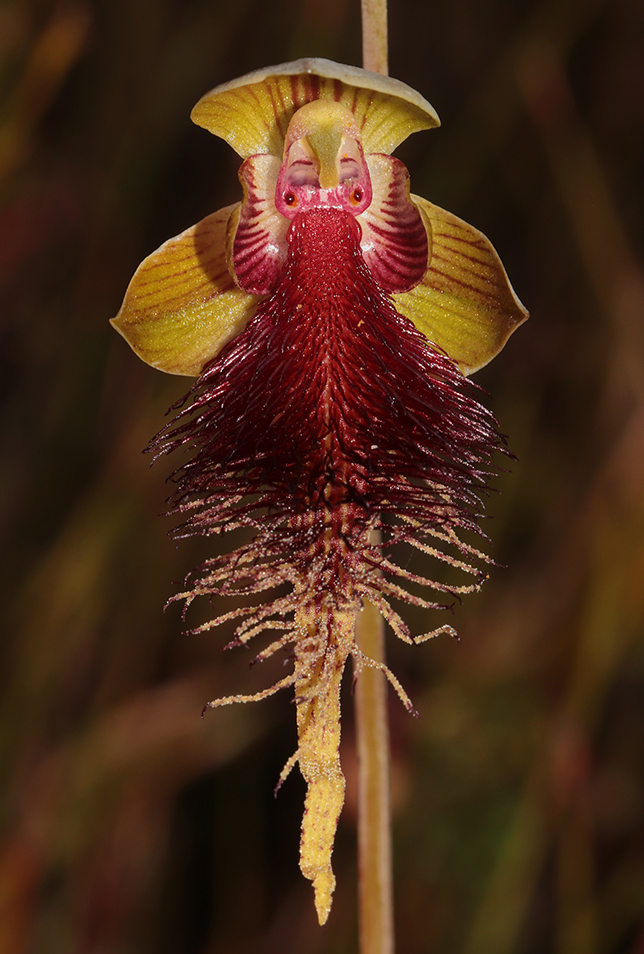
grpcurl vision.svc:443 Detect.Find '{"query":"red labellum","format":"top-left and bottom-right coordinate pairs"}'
top-left (155, 207), bottom-right (504, 603)
top-left (152, 203), bottom-right (508, 926)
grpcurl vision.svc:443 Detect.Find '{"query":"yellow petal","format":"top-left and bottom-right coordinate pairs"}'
top-left (393, 198), bottom-right (528, 375)
top-left (111, 205), bottom-right (261, 376)
top-left (191, 57), bottom-right (439, 159)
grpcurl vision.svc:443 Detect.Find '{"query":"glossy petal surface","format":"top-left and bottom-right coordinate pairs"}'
top-left (360, 154), bottom-right (429, 292)
top-left (394, 198), bottom-right (528, 374)
top-left (112, 205), bottom-right (261, 376)
top-left (191, 58), bottom-right (439, 159)
top-left (232, 154), bottom-right (288, 294)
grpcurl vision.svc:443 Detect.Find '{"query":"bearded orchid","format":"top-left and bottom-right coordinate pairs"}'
top-left (112, 58), bottom-right (527, 924)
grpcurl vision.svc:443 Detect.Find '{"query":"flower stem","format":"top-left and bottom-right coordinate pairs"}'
top-left (361, 0), bottom-right (388, 75)
top-left (354, 591), bottom-right (394, 954)
top-left (356, 6), bottom-right (393, 951)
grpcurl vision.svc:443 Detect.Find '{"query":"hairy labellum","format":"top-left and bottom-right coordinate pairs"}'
top-left (151, 206), bottom-right (505, 920)
top-left (112, 59), bottom-right (527, 924)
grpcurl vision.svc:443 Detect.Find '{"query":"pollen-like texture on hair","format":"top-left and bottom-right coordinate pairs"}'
top-left (150, 206), bottom-right (505, 922)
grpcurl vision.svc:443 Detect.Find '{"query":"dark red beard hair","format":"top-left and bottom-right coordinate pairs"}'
top-left (151, 207), bottom-right (506, 646)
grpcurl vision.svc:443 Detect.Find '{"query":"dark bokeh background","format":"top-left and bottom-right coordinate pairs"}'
top-left (1, 0), bottom-right (644, 951)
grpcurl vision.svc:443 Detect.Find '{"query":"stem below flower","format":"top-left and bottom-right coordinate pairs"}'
top-left (357, 5), bottom-right (393, 950)
top-left (361, 0), bottom-right (388, 76)
top-left (355, 590), bottom-right (394, 954)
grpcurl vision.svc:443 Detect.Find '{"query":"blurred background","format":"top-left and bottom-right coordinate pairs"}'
top-left (1, 0), bottom-right (643, 951)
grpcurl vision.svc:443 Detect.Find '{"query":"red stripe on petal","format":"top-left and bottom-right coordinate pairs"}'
top-left (359, 154), bottom-right (429, 292)
top-left (232, 154), bottom-right (289, 294)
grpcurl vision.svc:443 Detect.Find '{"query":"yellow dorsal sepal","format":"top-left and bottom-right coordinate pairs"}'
top-left (191, 58), bottom-right (440, 159)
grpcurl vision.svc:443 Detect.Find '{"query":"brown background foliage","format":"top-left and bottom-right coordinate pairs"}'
top-left (1, 0), bottom-right (643, 951)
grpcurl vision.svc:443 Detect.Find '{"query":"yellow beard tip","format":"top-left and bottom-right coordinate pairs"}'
top-left (313, 869), bottom-right (335, 925)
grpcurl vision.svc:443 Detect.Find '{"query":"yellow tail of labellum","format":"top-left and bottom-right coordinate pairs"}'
top-left (292, 605), bottom-right (355, 924)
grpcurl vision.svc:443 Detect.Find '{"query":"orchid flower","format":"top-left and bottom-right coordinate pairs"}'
top-left (112, 58), bottom-right (527, 924)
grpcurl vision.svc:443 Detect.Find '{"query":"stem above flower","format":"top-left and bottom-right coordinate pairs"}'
top-left (362, 0), bottom-right (389, 76)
